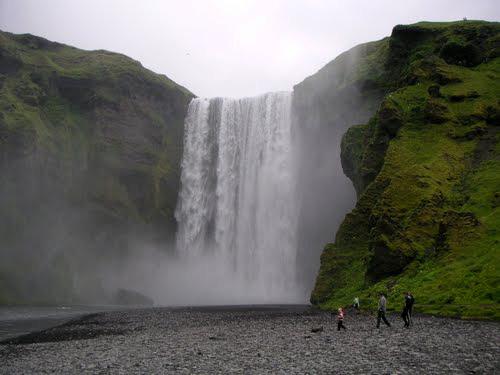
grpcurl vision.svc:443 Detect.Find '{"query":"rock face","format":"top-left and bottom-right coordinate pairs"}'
top-left (0, 31), bottom-right (193, 304)
top-left (310, 21), bottom-right (500, 319)
top-left (113, 289), bottom-right (154, 306)
top-left (292, 41), bottom-right (388, 290)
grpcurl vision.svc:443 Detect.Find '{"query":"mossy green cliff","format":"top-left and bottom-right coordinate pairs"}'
top-left (308, 21), bottom-right (500, 319)
top-left (0, 31), bottom-right (193, 303)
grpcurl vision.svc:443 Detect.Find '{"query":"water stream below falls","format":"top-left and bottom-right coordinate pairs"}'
top-left (175, 92), bottom-right (302, 302)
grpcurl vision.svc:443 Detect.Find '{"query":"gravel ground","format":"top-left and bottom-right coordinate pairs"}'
top-left (0, 305), bottom-right (498, 374)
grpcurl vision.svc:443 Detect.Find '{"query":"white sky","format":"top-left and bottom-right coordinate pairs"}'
top-left (0, 0), bottom-right (498, 97)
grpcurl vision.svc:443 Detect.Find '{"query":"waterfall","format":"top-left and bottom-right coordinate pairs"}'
top-left (175, 92), bottom-right (302, 303)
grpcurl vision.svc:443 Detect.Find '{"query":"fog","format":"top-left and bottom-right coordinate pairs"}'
top-left (0, 80), bottom-right (365, 306)
top-left (107, 68), bottom-right (374, 306)
top-left (110, 245), bottom-right (302, 306)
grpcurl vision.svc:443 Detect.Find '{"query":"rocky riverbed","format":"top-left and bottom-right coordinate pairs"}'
top-left (0, 305), bottom-right (498, 374)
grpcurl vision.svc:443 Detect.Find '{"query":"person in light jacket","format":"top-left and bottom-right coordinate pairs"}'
top-left (353, 297), bottom-right (360, 309)
top-left (376, 293), bottom-right (391, 328)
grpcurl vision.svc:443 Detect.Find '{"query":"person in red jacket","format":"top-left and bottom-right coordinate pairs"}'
top-left (337, 307), bottom-right (346, 331)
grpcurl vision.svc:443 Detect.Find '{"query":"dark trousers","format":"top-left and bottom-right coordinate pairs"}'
top-left (377, 310), bottom-right (391, 328)
top-left (337, 320), bottom-right (346, 331)
top-left (402, 308), bottom-right (412, 327)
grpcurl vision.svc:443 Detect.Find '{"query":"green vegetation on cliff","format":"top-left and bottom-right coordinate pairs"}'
top-left (0, 31), bottom-right (193, 304)
top-left (311, 21), bottom-right (500, 319)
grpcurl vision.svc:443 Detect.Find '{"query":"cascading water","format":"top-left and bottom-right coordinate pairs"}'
top-left (175, 92), bottom-right (302, 303)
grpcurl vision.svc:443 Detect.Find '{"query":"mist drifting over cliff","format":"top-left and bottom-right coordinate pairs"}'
top-left (0, 22), bottom-right (388, 306)
top-left (103, 86), bottom-right (360, 305)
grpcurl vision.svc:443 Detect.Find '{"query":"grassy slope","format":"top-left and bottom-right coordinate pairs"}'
top-left (311, 21), bottom-right (500, 319)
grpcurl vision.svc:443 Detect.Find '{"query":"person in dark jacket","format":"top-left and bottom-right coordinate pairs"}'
top-left (377, 293), bottom-right (391, 328)
top-left (402, 291), bottom-right (415, 328)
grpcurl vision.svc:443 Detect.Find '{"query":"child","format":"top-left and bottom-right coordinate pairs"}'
top-left (337, 307), bottom-right (346, 331)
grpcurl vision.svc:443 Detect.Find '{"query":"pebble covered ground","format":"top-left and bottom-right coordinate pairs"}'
top-left (0, 305), bottom-right (498, 374)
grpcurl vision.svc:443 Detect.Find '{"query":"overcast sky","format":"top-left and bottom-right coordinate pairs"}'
top-left (1, 0), bottom-right (498, 97)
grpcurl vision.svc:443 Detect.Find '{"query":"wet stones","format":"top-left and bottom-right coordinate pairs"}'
top-left (0, 307), bottom-right (498, 374)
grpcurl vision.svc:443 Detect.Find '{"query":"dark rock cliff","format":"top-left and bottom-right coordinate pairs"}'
top-left (0, 31), bottom-right (193, 303)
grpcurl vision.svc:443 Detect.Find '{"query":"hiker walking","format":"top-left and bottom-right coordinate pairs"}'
top-left (408, 292), bottom-right (415, 323)
top-left (376, 293), bottom-right (391, 328)
top-left (337, 307), bottom-right (346, 331)
top-left (353, 297), bottom-right (360, 309)
top-left (401, 291), bottom-right (415, 328)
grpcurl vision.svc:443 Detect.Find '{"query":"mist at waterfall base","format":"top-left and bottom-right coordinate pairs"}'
top-left (0, 88), bottom-right (357, 306)
top-left (131, 91), bottom-right (356, 306)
